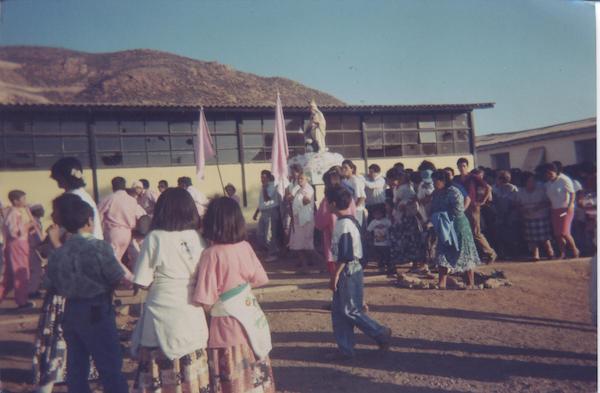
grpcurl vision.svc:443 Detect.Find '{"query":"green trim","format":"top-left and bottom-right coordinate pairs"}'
top-left (219, 283), bottom-right (249, 302)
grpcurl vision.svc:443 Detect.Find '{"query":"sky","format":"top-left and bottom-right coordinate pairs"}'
top-left (0, 0), bottom-right (595, 135)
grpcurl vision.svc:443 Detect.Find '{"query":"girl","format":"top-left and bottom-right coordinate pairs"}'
top-left (131, 187), bottom-right (210, 393)
top-left (430, 170), bottom-right (481, 289)
top-left (390, 171), bottom-right (424, 268)
top-left (288, 172), bottom-right (315, 273)
top-left (194, 197), bottom-right (275, 393)
top-left (515, 172), bottom-right (554, 261)
top-left (253, 170), bottom-right (281, 261)
top-left (225, 183), bottom-right (241, 205)
top-left (50, 157), bottom-right (103, 240)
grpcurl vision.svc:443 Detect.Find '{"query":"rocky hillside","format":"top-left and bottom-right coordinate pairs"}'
top-left (0, 46), bottom-right (345, 106)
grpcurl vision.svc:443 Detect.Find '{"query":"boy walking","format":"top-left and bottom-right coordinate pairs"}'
top-left (45, 195), bottom-right (128, 393)
top-left (326, 185), bottom-right (392, 359)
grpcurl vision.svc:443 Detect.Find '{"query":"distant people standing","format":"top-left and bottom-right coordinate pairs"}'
top-left (543, 163), bottom-right (580, 259)
top-left (492, 170), bottom-right (519, 259)
top-left (253, 170), bottom-right (282, 261)
top-left (430, 170), bottom-right (481, 289)
top-left (283, 164), bottom-right (303, 247)
top-left (455, 157), bottom-right (497, 263)
top-left (341, 160), bottom-right (367, 226)
top-left (390, 171), bottom-right (424, 268)
top-left (50, 157), bottom-right (103, 239)
top-left (178, 176), bottom-right (209, 216)
top-left (98, 177), bottom-right (145, 279)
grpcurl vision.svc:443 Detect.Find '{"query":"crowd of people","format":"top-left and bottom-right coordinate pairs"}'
top-left (0, 154), bottom-right (595, 392)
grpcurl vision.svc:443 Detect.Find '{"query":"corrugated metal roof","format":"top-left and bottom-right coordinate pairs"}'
top-left (477, 117), bottom-right (596, 151)
top-left (0, 102), bottom-right (495, 113)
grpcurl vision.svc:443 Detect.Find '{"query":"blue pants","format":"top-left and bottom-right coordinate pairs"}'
top-left (63, 295), bottom-right (128, 393)
top-left (332, 262), bottom-right (386, 356)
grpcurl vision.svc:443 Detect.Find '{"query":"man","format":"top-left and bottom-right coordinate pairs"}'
top-left (98, 177), bottom-right (145, 279)
top-left (455, 158), bottom-right (497, 263)
top-left (177, 176), bottom-right (209, 216)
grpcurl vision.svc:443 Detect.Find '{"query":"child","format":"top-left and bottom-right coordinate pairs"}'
top-left (366, 204), bottom-right (392, 276)
top-left (225, 183), bottom-right (241, 205)
top-left (28, 204), bottom-right (45, 298)
top-left (193, 197), bottom-right (276, 393)
top-left (44, 195), bottom-right (128, 393)
top-left (390, 171), bottom-right (424, 268)
top-left (131, 188), bottom-right (209, 393)
top-left (0, 190), bottom-right (39, 308)
top-left (326, 185), bottom-right (391, 360)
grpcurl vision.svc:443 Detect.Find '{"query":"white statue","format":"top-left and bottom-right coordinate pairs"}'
top-left (306, 99), bottom-right (327, 152)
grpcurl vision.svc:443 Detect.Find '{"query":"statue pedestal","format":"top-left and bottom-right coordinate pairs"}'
top-left (288, 151), bottom-right (344, 185)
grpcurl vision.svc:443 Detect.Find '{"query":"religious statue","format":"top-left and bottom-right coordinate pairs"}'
top-left (305, 99), bottom-right (327, 152)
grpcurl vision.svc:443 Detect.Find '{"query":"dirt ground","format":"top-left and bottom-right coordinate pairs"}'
top-left (0, 257), bottom-right (596, 393)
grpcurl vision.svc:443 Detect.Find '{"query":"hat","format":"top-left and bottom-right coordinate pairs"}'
top-left (421, 169), bottom-right (433, 184)
top-left (131, 180), bottom-right (143, 189)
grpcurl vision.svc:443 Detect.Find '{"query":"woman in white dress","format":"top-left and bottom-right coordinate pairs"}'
top-left (131, 187), bottom-right (210, 393)
top-left (288, 173), bottom-right (315, 273)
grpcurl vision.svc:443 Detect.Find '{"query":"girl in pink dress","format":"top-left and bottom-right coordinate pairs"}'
top-left (193, 197), bottom-right (275, 393)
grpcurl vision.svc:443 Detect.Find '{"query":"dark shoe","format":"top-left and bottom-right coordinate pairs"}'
top-left (376, 327), bottom-right (392, 351)
top-left (17, 301), bottom-right (35, 310)
top-left (324, 350), bottom-right (355, 362)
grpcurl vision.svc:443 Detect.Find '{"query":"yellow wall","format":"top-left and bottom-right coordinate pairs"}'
top-left (476, 132), bottom-right (595, 169)
top-left (0, 154), bottom-right (473, 228)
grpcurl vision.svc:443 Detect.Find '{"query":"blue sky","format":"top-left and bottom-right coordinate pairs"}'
top-left (0, 0), bottom-right (595, 135)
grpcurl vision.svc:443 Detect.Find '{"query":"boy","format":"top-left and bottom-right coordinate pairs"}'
top-left (326, 185), bottom-right (392, 360)
top-left (0, 190), bottom-right (38, 308)
top-left (366, 204), bottom-right (392, 276)
top-left (45, 195), bottom-right (128, 393)
top-left (253, 170), bottom-right (282, 261)
top-left (364, 164), bottom-right (386, 224)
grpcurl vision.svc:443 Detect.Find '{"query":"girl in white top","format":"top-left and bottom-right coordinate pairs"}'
top-left (341, 159), bottom-right (367, 227)
top-left (288, 173), bottom-right (315, 273)
top-left (131, 187), bottom-right (210, 392)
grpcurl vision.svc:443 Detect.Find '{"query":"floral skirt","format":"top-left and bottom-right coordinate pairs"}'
top-left (133, 347), bottom-right (210, 393)
top-left (33, 293), bottom-right (99, 386)
top-left (390, 215), bottom-right (424, 263)
top-left (208, 344), bottom-right (275, 393)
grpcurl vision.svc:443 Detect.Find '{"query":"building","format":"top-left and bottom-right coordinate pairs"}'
top-left (476, 117), bottom-right (596, 171)
top-left (0, 102), bottom-right (493, 219)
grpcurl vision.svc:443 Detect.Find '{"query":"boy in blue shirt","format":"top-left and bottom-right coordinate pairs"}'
top-left (326, 185), bottom-right (392, 360)
top-left (45, 195), bottom-right (128, 393)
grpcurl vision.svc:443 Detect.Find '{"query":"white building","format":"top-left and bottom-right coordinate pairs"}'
top-left (476, 118), bottom-right (596, 171)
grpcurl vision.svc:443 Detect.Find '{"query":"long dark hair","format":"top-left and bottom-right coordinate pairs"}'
top-left (203, 197), bottom-right (247, 244)
top-left (151, 188), bottom-right (201, 231)
top-left (50, 157), bottom-right (86, 190)
top-left (432, 169), bottom-right (452, 188)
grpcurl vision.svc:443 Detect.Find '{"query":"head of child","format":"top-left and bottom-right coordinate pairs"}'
top-left (368, 164), bottom-right (381, 180)
top-left (224, 183), bottom-right (236, 198)
top-left (8, 190), bottom-right (27, 207)
top-left (177, 176), bottom-right (192, 190)
top-left (297, 173), bottom-right (308, 187)
top-left (398, 171), bottom-right (410, 186)
top-left (50, 157), bottom-right (86, 191)
top-left (386, 168), bottom-right (399, 187)
top-left (158, 180), bottom-right (168, 193)
top-left (151, 187), bottom-right (200, 231)
top-left (203, 197), bottom-right (247, 245)
top-left (290, 164), bottom-right (303, 182)
top-left (325, 185), bottom-right (352, 217)
top-left (372, 205), bottom-right (385, 220)
top-left (60, 198), bottom-right (95, 235)
top-left (432, 169), bottom-right (452, 191)
top-left (51, 194), bottom-right (83, 227)
top-left (260, 170), bottom-right (273, 185)
top-left (324, 166), bottom-right (343, 189)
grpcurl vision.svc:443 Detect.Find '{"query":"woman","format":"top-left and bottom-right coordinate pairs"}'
top-left (131, 187), bottom-right (210, 393)
top-left (430, 170), bottom-right (481, 289)
top-left (543, 163), bottom-right (579, 259)
top-left (341, 160), bottom-right (367, 227)
top-left (194, 197), bottom-right (275, 393)
top-left (288, 172), bottom-right (315, 273)
top-left (492, 170), bottom-right (519, 259)
top-left (33, 158), bottom-right (100, 393)
top-left (515, 172), bottom-right (554, 261)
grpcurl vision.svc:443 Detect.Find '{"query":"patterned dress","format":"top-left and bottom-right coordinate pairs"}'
top-left (430, 186), bottom-right (481, 272)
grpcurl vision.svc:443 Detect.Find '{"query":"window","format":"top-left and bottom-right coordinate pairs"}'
top-left (242, 115), bottom-right (305, 162)
top-left (491, 152), bottom-right (511, 170)
top-left (325, 115), bottom-right (361, 158)
top-left (575, 139), bottom-right (596, 164)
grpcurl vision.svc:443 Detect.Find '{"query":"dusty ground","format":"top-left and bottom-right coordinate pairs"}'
top-left (0, 257), bottom-right (597, 393)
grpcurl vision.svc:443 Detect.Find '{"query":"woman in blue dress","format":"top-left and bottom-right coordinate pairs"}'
top-left (430, 170), bottom-right (481, 289)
